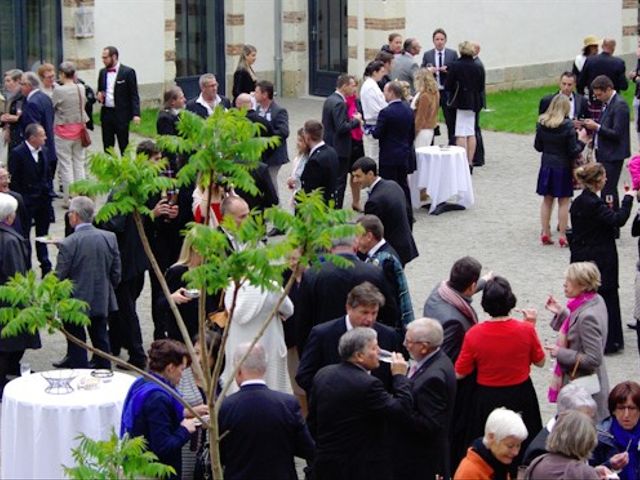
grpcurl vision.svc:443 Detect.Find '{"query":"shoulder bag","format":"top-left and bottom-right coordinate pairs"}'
top-left (77, 85), bottom-right (92, 148)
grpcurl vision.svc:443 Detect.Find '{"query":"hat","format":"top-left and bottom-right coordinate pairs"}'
top-left (583, 35), bottom-right (600, 48)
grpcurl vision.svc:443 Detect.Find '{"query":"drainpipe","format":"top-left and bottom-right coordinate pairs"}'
top-left (274, 0), bottom-right (283, 96)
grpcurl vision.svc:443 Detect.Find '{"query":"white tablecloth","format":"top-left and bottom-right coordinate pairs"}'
top-left (1, 370), bottom-right (136, 479)
top-left (409, 145), bottom-right (474, 213)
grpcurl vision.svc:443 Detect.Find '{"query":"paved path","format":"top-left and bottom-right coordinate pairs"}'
top-left (13, 97), bottom-right (640, 424)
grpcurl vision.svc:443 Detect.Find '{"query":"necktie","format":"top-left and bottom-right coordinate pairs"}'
top-left (107, 68), bottom-right (116, 73)
top-left (408, 362), bottom-right (418, 378)
top-left (438, 51), bottom-right (443, 68)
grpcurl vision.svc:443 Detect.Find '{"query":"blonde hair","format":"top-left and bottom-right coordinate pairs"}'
top-left (37, 63), bottom-right (55, 80)
top-left (458, 41), bottom-right (475, 57)
top-left (414, 68), bottom-right (438, 95)
top-left (574, 163), bottom-right (605, 192)
top-left (236, 44), bottom-right (257, 81)
top-left (546, 410), bottom-right (597, 460)
top-left (173, 230), bottom-right (199, 268)
top-left (539, 95), bottom-right (570, 129)
top-left (565, 262), bottom-right (601, 292)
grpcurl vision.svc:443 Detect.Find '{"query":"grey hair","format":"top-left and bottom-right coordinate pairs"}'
top-left (546, 410), bottom-right (597, 460)
top-left (483, 407), bottom-right (528, 444)
top-left (407, 317), bottom-right (444, 347)
top-left (198, 73), bottom-right (216, 90)
top-left (22, 71), bottom-right (41, 89)
top-left (24, 123), bottom-right (43, 140)
top-left (331, 235), bottom-right (356, 248)
top-left (233, 342), bottom-right (267, 374)
top-left (0, 192), bottom-right (18, 221)
top-left (58, 61), bottom-right (76, 78)
top-left (338, 327), bottom-right (377, 360)
top-left (557, 384), bottom-right (597, 415)
top-left (4, 69), bottom-right (23, 82)
top-left (69, 196), bottom-right (95, 223)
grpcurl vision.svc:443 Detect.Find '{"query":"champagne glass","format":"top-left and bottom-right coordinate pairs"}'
top-left (378, 349), bottom-right (393, 364)
top-left (20, 361), bottom-right (31, 376)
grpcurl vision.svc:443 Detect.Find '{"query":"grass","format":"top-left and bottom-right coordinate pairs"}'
top-left (479, 84), bottom-right (635, 134)
top-left (92, 108), bottom-right (159, 139)
top-left (92, 86), bottom-right (636, 138)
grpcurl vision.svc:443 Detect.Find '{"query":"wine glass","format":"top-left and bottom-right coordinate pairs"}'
top-left (605, 194), bottom-right (614, 207)
top-left (19, 361), bottom-right (31, 376)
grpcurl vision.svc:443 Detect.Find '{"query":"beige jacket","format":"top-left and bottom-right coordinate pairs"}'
top-left (52, 83), bottom-right (88, 126)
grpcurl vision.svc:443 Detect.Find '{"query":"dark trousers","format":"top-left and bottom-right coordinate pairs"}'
top-left (66, 315), bottom-right (111, 368)
top-left (473, 111), bottom-right (485, 166)
top-left (109, 273), bottom-right (146, 363)
top-left (149, 271), bottom-right (168, 340)
top-left (26, 201), bottom-right (51, 274)
top-left (0, 350), bottom-right (25, 394)
top-left (601, 287), bottom-right (624, 352)
top-left (101, 107), bottom-right (130, 154)
top-left (379, 163), bottom-right (414, 224)
top-left (599, 160), bottom-right (623, 209)
top-left (440, 92), bottom-right (457, 145)
top-left (334, 156), bottom-right (350, 209)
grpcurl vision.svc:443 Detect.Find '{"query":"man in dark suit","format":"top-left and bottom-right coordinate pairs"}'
top-left (219, 342), bottom-right (315, 480)
top-left (54, 196), bottom-right (121, 369)
top-left (321, 74), bottom-right (363, 208)
top-left (0, 166), bottom-right (30, 242)
top-left (307, 327), bottom-right (412, 480)
top-left (372, 81), bottom-right (415, 210)
top-left (300, 119), bottom-right (339, 204)
top-left (254, 80), bottom-right (289, 201)
top-left (19, 71), bottom-right (56, 174)
top-left (422, 28), bottom-right (459, 144)
top-left (296, 282), bottom-right (401, 393)
top-left (351, 156), bottom-right (418, 266)
top-left (97, 46), bottom-right (141, 153)
top-left (8, 123), bottom-right (53, 274)
top-left (583, 75), bottom-right (631, 209)
top-left (185, 73), bottom-right (231, 119)
top-left (295, 236), bottom-right (400, 353)
top-left (578, 38), bottom-right (628, 96)
top-left (393, 318), bottom-right (456, 480)
top-left (539, 71), bottom-right (590, 119)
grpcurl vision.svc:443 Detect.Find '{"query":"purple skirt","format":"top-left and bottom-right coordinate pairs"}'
top-left (536, 165), bottom-right (573, 198)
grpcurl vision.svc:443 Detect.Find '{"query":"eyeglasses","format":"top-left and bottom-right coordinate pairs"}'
top-left (616, 405), bottom-right (639, 413)
top-left (0, 174), bottom-right (10, 180)
top-left (403, 338), bottom-right (428, 345)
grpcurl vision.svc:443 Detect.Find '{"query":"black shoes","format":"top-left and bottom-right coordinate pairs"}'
top-left (52, 356), bottom-right (77, 368)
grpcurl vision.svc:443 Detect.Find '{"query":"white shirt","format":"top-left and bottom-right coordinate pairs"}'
top-left (368, 238), bottom-right (387, 258)
top-left (195, 93), bottom-right (225, 117)
top-left (368, 176), bottom-right (382, 193)
top-left (434, 49), bottom-right (445, 89)
top-left (26, 141), bottom-right (40, 163)
top-left (345, 315), bottom-right (354, 331)
top-left (360, 77), bottom-right (388, 125)
top-left (27, 89), bottom-right (40, 101)
top-left (105, 63), bottom-right (119, 108)
top-left (309, 140), bottom-right (326, 157)
top-left (240, 379), bottom-right (267, 387)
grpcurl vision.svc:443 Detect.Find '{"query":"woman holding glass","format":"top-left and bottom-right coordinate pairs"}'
top-left (570, 163), bottom-right (635, 354)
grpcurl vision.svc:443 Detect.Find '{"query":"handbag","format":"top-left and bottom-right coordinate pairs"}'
top-left (567, 354), bottom-right (600, 395)
top-left (77, 85), bottom-right (92, 148)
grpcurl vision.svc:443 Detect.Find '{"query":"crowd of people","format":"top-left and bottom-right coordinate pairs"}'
top-left (1, 29), bottom-right (640, 480)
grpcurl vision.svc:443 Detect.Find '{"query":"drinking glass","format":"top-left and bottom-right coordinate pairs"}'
top-left (378, 349), bottom-right (393, 363)
top-left (605, 194), bottom-right (614, 207)
top-left (20, 361), bottom-right (31, 376)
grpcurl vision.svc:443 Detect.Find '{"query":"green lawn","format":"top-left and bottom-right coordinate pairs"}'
top-left (92, 108), bottom-right (159, 139)
top-left (479, 85), bottom-right (635, 134)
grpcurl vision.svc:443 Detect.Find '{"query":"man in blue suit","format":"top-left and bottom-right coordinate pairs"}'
top-left (219, 342), bottom-right (315, 480)
top-left (372, 81), bottom-right (415, 212)
top-left (18, 71), bottom-right (56, 177)
top-left (8, 123), bottom-right (53, 274)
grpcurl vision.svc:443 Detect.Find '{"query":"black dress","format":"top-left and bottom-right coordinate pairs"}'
top-left (232, 69), bottom-right (257, 104)
top-left (570, 189), bottom-right (633, 352)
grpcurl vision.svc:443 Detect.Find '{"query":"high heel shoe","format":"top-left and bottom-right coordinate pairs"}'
top-left (540, 234), bottom-right (554, 245)
top-left (558, 237), bottom-right (568, 248)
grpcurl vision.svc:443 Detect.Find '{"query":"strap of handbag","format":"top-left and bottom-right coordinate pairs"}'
top-left (569, 354), bottom-right (582, 380)
top-left (76, 85), bottom-right (84, 121)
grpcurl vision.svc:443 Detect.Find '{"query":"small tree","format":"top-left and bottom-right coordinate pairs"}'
top-left (0, 108), bottom-right (358, 479)
top-left (63, 429), bottom-right (175, 480)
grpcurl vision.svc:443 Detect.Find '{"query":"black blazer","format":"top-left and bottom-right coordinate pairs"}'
top-left (365, 178), bottom-right (418, 266)
top-left (372, 100), bottom-right (415, 168)
top-left (234, 161), bottom-right (279, 211)
top-left (231, 69), bottom-right (257, 103)
top-left (392, 349), bottom-right (457, 480)
top-left (6, 190), bottom-right (30, 241)
top-left (421, 48), bottom-right (458, 88)
top-left (99, 209), bottom-right (148, 282)
top-left (257, 101), bottom-right (290, 167)
top-left (97, 64), bottom-right (141, 123)
top-left (184, 95), bottom-right (231, 118)
top-left (322, 92), bottom-right (360, 158)
top-left (445, 55), bottom-right (485, 112)
top-left (307, 361), bottom-right (412, 480)
top-left (8, 142), bottom-right (52, 208)
top-left (19, 90), bottom-right (56, 158)
top-left (295, 316), bottom-right (401, 393)
top-left (156, 109), bottom-right (179, 136)
top-left (300, 143), bottom-right (339, 204)
top-left (534, 119), bottom-right (585, 169)
top-left (219, 383), bottom-right (315, 480)
top-left (578, 52), bottom-right (628, 94)
top-left (538, 92), bottom-right (589, 119)
top-left (595, 92), bottom-right (631, 162)
top-left (570, 189), bottom-right (632, 290)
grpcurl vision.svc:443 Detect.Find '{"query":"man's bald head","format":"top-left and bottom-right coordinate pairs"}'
top-left (602, 38), bottom-right (616, 54)
top-left (235, 93), bottom-right (253, 109)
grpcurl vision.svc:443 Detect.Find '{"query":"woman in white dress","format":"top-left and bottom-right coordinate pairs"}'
top-left (360, 60), bottom-right (388, 162)
top-left (221, 281), bottom-right (293, 396)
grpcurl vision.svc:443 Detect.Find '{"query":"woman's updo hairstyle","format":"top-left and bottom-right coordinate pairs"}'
top-left (481, 276), bottom-right (517, 317)
top-left (574, 163), bottom-right (605, 191)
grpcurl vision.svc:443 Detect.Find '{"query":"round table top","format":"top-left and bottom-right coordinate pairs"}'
top-left (4, 369), bottom-right (136, 407)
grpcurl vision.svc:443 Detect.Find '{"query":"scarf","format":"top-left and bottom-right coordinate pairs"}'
top-left (548, 292), bottom-right (596, 402)
top-left (611, 417), bottom-right (640, 480)
top-left (120, 372), bottom-right (184, 437)
top-left (438, 280), bottom-right (478, 324)
top-left (471, 437), bottom-right (510, 480)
